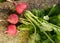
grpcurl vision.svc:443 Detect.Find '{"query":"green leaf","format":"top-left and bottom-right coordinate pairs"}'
top-left (31, 9), bottom-right (45, 18)
top-left (49, 16), bottom-right (58, 25)
top-left (40, 22), bottom-right (53, 31)
top-left (42, 39), bottom-right (51, 43)
top-left (48, 4), bottom-right (60, 16)
top-left (0, 0), bottom-right (6, 2)
top-left (17, 24), bottom-right (33, 31)
top-left (28, 33), bottom-right (41, 43)
top-left (57, 14), bottom-right (60, 20)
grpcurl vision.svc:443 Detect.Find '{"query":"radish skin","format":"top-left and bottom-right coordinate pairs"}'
top-left (6, 24), bottom-right (17, 36)
top-left (14, 2), bottom-right (28, 14)
top-left (8, 14), bottom-right (19, 24)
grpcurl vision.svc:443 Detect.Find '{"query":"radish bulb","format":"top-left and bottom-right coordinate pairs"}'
top-left (8, 14), bottom-right (19, 24)
top-left (6, 24), bottom-right (17, 36)
top-left (7, 0), bottom-right (28, 14)
top-left (14, 2), bottom-right (28, 14)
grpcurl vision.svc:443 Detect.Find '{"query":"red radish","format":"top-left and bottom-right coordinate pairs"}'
top-left (6, 24), bottom-right (17, 36)
top-left (8, 14), bottom-right (18, 24)
top-left (14, 2), bottom-right (28, 14)
top-left (7, 0), bottom-right (28, 14)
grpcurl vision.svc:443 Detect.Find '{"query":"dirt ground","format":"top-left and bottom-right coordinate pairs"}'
top-left (0, 32), bottom-right (19, 43)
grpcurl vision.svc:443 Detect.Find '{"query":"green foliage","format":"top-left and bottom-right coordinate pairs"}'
top-left (28, 33), bottom-right (41, 43)
top-left (18, 24), bottom-right (33, 31)
top-left (18, 4), bottom-right (60, 43)
top-left (0, 0), bottom-right (6, 2)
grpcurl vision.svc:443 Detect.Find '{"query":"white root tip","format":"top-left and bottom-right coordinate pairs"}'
top-left (0, 20), bottom-right (5, 22)
top-left (7, 0), bottom-right (13, 3)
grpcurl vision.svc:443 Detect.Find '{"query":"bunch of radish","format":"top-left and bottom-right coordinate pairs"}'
top-left (6, 0), bottom-right (28, 36)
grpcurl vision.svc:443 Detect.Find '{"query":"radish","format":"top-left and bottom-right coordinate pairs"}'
top-left (14, 2), bottom-right (28, 14)
top-left (8, 14), bottom-right (18, 24)
top-left (7, 0), bottom-right (28, 14)
top-left (6, 24), bottom-right (17, 36)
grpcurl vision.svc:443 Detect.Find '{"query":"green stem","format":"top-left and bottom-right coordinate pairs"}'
top-left (25, 15), bottom-right (38, 43)
top-left (25, 11), bottom-right (55, 43)
top-left (25, 15), bottom-right (36, 34)
top-left (20, 18), bottom-right (30, 25)
top-left (25, 12), bottom-right (41, 28)
top-left (43, 32), bottom-right (54, 43)
top-left (26, 10), bottom-right (60, 35)
top-left (48, 4), bottom-right (56, 16)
